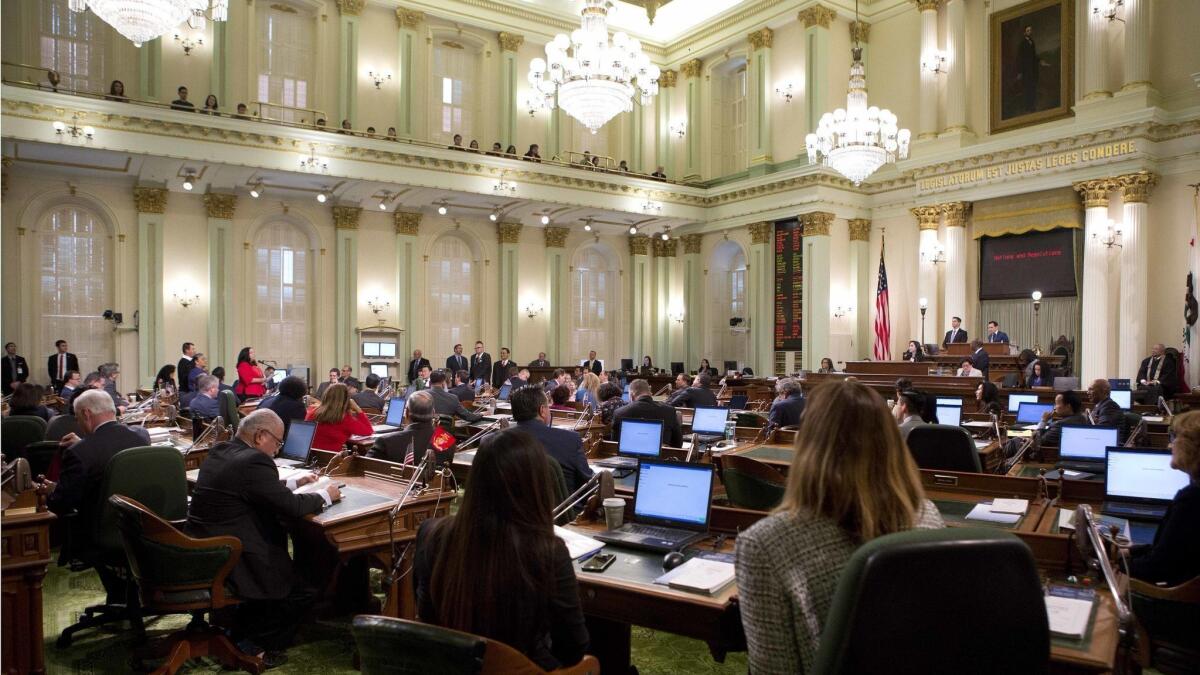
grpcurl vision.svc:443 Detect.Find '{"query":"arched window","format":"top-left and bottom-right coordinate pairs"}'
top-left (709, 241), bottom-right (748, 368)
top-left (39, 0), bottom-right (110, 93)
top-left (253, 221), bottom-right (311, 367)
top-left (431, 38), bottom-right (481, 145)
top-left (570, 245), bottom-right (618, 362)
top-left (712, 59), bottom-right (747, 176)
top-left (257, 2), bottom-right (315, 123)
top-left (38, 204), bottom-right (113, 371)
top-left (427, 234), bottom-right (478, 356)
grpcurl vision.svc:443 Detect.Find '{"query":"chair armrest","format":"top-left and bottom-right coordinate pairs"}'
top-left (1129, 575), bottom-right (1200, 603)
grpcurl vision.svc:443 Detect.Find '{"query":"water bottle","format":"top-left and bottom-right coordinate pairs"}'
top-left (724, 419), bottom-right (736, 444)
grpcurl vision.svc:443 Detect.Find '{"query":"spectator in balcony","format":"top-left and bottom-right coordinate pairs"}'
top-left (523, 144), bottom-right (542, 162)
top-left (468, 139), bottom-right (480, 151)
top-left (171, 86), bottom-right (196, 111)
top-left (234, 103), bottom-right (250, 120)
top-left (202, 94), bottom-right (219, 114)
top-left (617, 160), bottom-right (630, 172)
top-left (106, 80), bottom-right (127, 102)
top-left (450, 133), bottom-right (464, 150)
top-left (651, 165), bottom-right (667, 179)
top-left (505, 144), bottom-right (517, 156)
top-left (590, 155), bottom-right (602, 169)
top-left (574, 151), bottom-right (592, 167)
top-left (487, 142), bottom-right (503, 156)
top-left (387, 127), bottom-right (398, 139)
top-left (366, 126), bottom-right (376, 135)
top-left (339, 119), bottom-right (352, 134)
top-left (316, 118), bottom-right (328, 128)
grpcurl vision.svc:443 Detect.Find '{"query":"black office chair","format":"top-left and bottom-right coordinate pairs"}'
top-left (906, 425), bottom-right (982, 473)
top-left (45, 413), bottom-right (81, 441)
top-left (1, 415), bottom-right (48, 457)
top-left (811, 528), bottom-right (1049, 674)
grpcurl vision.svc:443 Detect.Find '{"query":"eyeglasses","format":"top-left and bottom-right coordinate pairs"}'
top-left (259, 430), bottom-right (284, 451)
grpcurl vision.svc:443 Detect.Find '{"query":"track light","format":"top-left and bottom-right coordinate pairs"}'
top-left (661, 232), bottom-right (669, 241)
top-left (489, 212), bottom-right (498, 222)
top-left (248, 182), bottom-right (262, 199)
top-left (182, 173), bottom-right (195, 191)
top-left (379, 201), bottom-right (387, 210)
top-left (584, 223), bottom-right (592, 232)
top-left (316, 192), bottom-right (327, 203)
top-left (437, 205), bottom-right (448, 215)
top-left (629, 226), bottom-right (637, 235)
top-left (540, 215), bottom-right (550, 225)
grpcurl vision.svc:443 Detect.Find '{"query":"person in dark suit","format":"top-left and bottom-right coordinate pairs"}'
top-left (986, 321), bottom-right (1010, 344)
top-left (768, 378), bottom-right (806, 429)
top-left (942, 317), bottom-right (968, 347)
top-left (446, 344), bottom-right (469, 374)
top-left (258, 375), bottom-right (308, 435)
top-left (492, 348), bottom-right (513, 389)
top-left (186, 410), bottom-right (339, 666)
top-left (189, 375), bottom-right (222, 418)
top-left (177, 342), bottom-right (197, 394)
top-left (429, 371), bottom-right (482, 422)
top-left (667, 372), bottom-right (718, 408)
top-left (582, 351), bottom-right (603, 376)
top-left (1088, 379), bottom-right (1123, 428)
top-left (352, 373), bottom-right (386, 410)
top-left (611, 379), bottom-right (684, 448)
top-left (1036, 390), bottom-right (1090, 447)
top-left (508, 367), bottom-right (530, 389)
top-left (970, 341), bottom-right (990, 378)
top-left (529, 353), bottom-right (550, 368)
top-left (510, 385), bottom-right (593, 495)
top-left (98, 362), bottom-right (129, 412)
top-left (1137, 343), bottom-right (1178, 400)
top-left (3, 342), bottom-right (29, 393)
top-left (406, 349), bottom-right (431, 384)
top-left (448, 370), bottom-right (476, 403)
top-left (1017, 25), bottom-right (1042, 114)
top-left (1129, 410), bottom-right (1200, 587)
top-left (316, 368), bottom-right (340, 400)
top-left (470, 341), bottom-right (492, 386)
top-left (59, 370), bottom-right (82, 400)
top-left (46, 339), bottom-right (80, 391)
top-left (370, 390), bottom-right (441, 465)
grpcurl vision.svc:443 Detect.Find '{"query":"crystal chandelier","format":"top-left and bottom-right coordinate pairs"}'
top-left (805, 1), bottom-right (909, 185)
top-left (68, 0), bottom-right (228, 48)
top-left (527, 0), bottom-right (660, 134)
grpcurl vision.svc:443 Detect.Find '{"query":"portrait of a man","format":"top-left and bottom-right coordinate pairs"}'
top-left (991, 0), bottom-right (1074, 133)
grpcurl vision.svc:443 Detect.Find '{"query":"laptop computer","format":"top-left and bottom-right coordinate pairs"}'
top-left (1102, 447), bottom-right (1191, 521)
top-left (621, 385), bottom-right (631, 403)
top-left (373, 398), bottom-right (406, 434)
top-left (690, 406), bottom-right (729, 438)
top-left (1008, 393), bottom-right (1040, 413)
top-left (593, 459), bottom-right (715, 553)
top-left (1012, 401), bottom-right (1054, 429)
top-left (1056, 425), bottom-right (1119, 472)
top-left (936, 403), bottom-right (963, 427)
top-left (276, 420), bottom-right (317, 468)
top-left (497, 384), bottom-right (512, 401)
top-left (1110, 389), bottom-right (1132, 410)
top-left (593, 419), bottom-right (664, 470)
top-left (725, 394), bottom-right (748, 410)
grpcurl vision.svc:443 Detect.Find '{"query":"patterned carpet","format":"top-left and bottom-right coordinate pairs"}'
top-left (42, 561), bottom-right (748, 674)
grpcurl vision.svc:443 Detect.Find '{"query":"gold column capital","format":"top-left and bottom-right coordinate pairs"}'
top-left (133, 186), bottom-right (168, 214)
top-left (1073, 179), bottom-right (1115, 208)
top-left (498, 221), bottom-right (523, 244)
top-left (658, 69), bottom-right (678, 88)
top-left (498, 32), bottom-right (524, 52)
top-left (332, 205), bottom-right (362, 229)
top-left (914, 0), bottom-right (942, 11)
top-left (1116, 171), bottom-right (1158, 204)
top-left (911, 205), bottom-right (942, 230)
top-left (203, 193), bottom-right (237, 219)
top-left (747, 28), bottom-right (774, 50)
top-left (394, 210), bottom-right (421, 235)
top-left (939, 201), bottom-right (971, 227)
top-left (681, 59), bottom-right (703, 79)
top-left (629, 234), bottom-right (651, 255)
top-left (802, 211), bottom-right (835, 236)
top-left (544, 226), bottom-right (569, 248)
top-left (850, 20), bottom-right (871, 44)
top-left (395, 7), bottom-right (424, 28)
top-left (748, 221), bottom-right (772, 244)
top-left (653, 237), bottom-right (678, 257)
top-left (798, 4), bottom-right (837, 29)
top-left (681, 233), bottom-right (703, 254)
top-left (337, 0), bottom-right (364, 16)
top-left (848, 218), bottom-right (872, 241)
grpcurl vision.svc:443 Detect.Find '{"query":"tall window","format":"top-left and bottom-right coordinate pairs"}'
top-left (709, 242), bottom-right (748, 368)
top-left (713, 61), bottom-right (747, 176)
top-left (254, 222), bottom-right (310, 366)
top-left (431, 40), bottom-right (479, 144)
top-left (427, 234), bottom-right (477, 356)
top-left (570, 245), bottom-right (618, 361)
top-left (39, 204), bottom-right (113, 371)
top-left (257, 3), bottom-right (314, 122)
top-left (39, 0), bottom-right (107, 93)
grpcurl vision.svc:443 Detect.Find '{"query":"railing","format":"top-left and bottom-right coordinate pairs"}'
top-left (1, 61), bottom-right (61, 89)
top-left (252, 100), bottom-right (328, 126)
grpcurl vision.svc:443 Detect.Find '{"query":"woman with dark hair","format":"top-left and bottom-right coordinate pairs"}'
top-left (639, 355), bottom-right (655, 375)
top-left (235, 347), bottom-right (267, 400)
top-left (818, 357), bottom-right (837, 374)
top-left (597, 382), bottom-right (624, 425)
top-left (976, 381), bottom-right (1002, 416)
top-left (549, 385), bottom-right (575, 411)
top-left (698, 359), bottom-right (717, 377)
top-left (259, 375), bottom-right (309, 434)
top-left (154, 364), bottom-right (177, 393)
top-left (1027, 361), bottom-right (1051, 388)
top-left (106, 80), bottom-right (127, 101)
top-left (902, 340), bottom-right (926, 362)
top-left (414, 427), bottom-right (589, 669)
top-left (505, 144), bottom-right (517, 155)
top-left (9, 383), bottom-right (52, 421)
top-left (202, 94), bottom-right (219, 114)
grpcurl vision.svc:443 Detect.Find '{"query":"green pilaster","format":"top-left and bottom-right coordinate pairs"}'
top-left (747, 29), bottom-right (773, 173)
top-left (138, 37), bottom-right (161, 100)
top-left (746, 222), bottom-right (774, 376)
top-left (544, 227), bottom-right (570, 364)
top-left (497, 222), bottom-right (521, 350)
top-left (210, 21), bottom-right (231, 109)
top-left (337, 12), bottom-right (360, 127)
top-left (652, 238), bottom-right (676, 368)
top-left (655, 70), bottom-right (675, 176)
top-left (801, 213), bottom-right (833, 370)
top-left (681, 235), bottom-right (703, 369)
top-left (848, 219), bottom-right (871, 360)
top-left (498, 33), bottom-right (523, 148)
top-left (394, 212), bottom-right (421, 365)
top-left (629, 236), bottom-right (651, 365)
top-left (801, 7), bottom-right (833, 137)
top-left (547, 109), bottom-right (562, 160)
top-left (681, 60), bottom-right (702, 181)
top-left (204, 194), bottom-right (237, 369)
top-left (394, 9), bottom-right (422, 137)
top-left (333, 207), bottom-right (361, 369)
top-left (134, 187), bottom-right (167, 388)
top-left (626, 100), bottom-right (644, 173)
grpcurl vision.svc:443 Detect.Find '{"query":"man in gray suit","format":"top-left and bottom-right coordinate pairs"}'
top-left (427, 371), bottom-right (482, 423)
top-left (894, 390), bottom-right (927, 441)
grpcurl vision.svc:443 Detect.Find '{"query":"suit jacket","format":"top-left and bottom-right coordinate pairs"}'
top-left (369, 421), bottom-right (438, 465)
top-left (972, 348), bottom-right (990, 376)
top-left (406, 357), bottom-right (431, 384)
top-left (445, 353), bottom-right (469, 374)
top-left (611, 396), bottom-right (683, 448)
top-left (988, 331), bottom-right (1010, 343)
top-left (667, 386), bottom-right (718, 409)
top-left (258, 394), bottom-right (308, 435)
top-left (316, 381), bottom-right (336, 400)
top-left (448, 383), bottom-right (476, 403)
top-left (104, 380), bottom-right (129, 409)
top-left (429, 386), bottom-right (482, 422)
top-left (48, 421), bottom-right (152, 515)
top-left (515, 419), bottom-right (594, 495)
top-left (942, 328), bottom-right (968, 346)
top-left (1038, 413), bottom-right (1090, 447)
top-left (177, 356), bottom-right (195, 393)
top-left (583, 359), bottom-right (603, 375)
top-left (188, 367), bottom-right (207, 394)
top-left (1137, 354), bottom-right (1178, 397)
top-left (491, 359), bottom-right (513, 389)
top-left (768, 394), bottom-right (805, 428)
top-left (189, 393), bottom-right (221, 418)
top-left (352, 390), bottom-right (385, 410)
top-left (1092, 398), bottom-right (1123, 428)
top-left (2, 354), bottom-right (29, 392)
top-left (528, 359), bottom-right (550, 368)
top-left (186, 439), bottom-right (325, 600)
top-left (47, 352), bottom-right (80, 387)
top-left (470, 352), bottom-right (492, 383)
top-left (898, 415), bottom-right (927, 441)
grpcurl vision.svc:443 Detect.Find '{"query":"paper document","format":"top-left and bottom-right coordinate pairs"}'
top-left (965, 503), bottom-right (1022, 524)
top-left (277, 467), bottom-right (312, 484)
top-left (990, 498), bottom-right (1029, 515)
top-left (293, 476), bottom-right (332, 495)
top-left (1045, 595), bottom-right (1093, 639)
top-left (656, 558), bottom-right (736, 595)
top-left (1056, 509), bottom-right (1131, 542)
top-left (1142, 416), bottom-right (1165, 423)
top-left (962, 421), bottom-right (993, 428)
top-left (1062, 469), bottom-right (1089, 478)
top-left (555, 526), bottom-right (605, 561)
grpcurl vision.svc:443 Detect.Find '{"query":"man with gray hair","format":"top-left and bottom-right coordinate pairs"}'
top-left (98, 362), bottom-right (129, 412)
top-left (189, 374), bottom-right (222, 418)
top-left (370, 390), bottom-right (439, 464)
top-left (187, 409), bottom-right (339, 667)
top-left (768, 377), bottom-right (805, 429)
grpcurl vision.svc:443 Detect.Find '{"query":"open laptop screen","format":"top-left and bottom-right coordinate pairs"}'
top-left (385, 398), bottom-right (406, 426)
top-left (1059, 425), bottom-right (1119, 460)
top-left (936, 397), bottom-right (961, 407)
top-left (1110, 390), bottom-right (1132, 409)
top-left (691, 406), bottom-right (728, 435)
top-left (633, 460), bottom-right (714, 528)
top-left (1008, 394), bottom-right (1039, 413)
top-left (1016, 402), bottom-right (1053, 424)
top-left (618, 420), bottom-right (663, 458)
top-left (1105, 448), bottom-right (1190, 501)
top-left (280, 420), bottom-right (317, 463)
top-left (497, 384), bottom-right (511, 401)
top-left (936, 404), bottom-right (962, 427)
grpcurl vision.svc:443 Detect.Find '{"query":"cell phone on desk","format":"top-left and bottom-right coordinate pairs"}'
top-left (580, 553), bottom-right (616, 573)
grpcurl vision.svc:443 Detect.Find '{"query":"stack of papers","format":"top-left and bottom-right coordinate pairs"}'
top-left (294, 476), bottom-right (332, 495)
top-left (965, 502), bottom-right (1023, 524)
top-left (1045, 594), bottom-right (1094, 639)
top-left (147, 426), bottom-right (178, 439)
top-left (655, 558), bottom-right (736, 595)
top-left (990, 498), bottom-right (1029, 515)
top-left (555, 526), bottom-right (605, 561)
top-left (1057, 509), bottom-right (1131, 542)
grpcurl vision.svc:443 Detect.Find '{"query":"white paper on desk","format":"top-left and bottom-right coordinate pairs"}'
top-left (554, 526), bottom-right (605, 561)
top-left (965, 503), bottom-right (1022, 524)
top-left (658, 558), bottom-right (736, 595)
top-left (962, 421), bottom-right (993, 428)
top-left (293, 476), bottom-right (332, 495)
top-left (1142, 415), bottom-right (1165, 423)
top-left (990, 498), bottom-right (1030, 515)
top-left (1057, 509), bottom-right (1131, 542)
top-left (1045, 595), bottom-right (1093, 639)
top-left (277, 467), bottom-right (311, 483)
top-left (974, 439), bottom-right (993, 449)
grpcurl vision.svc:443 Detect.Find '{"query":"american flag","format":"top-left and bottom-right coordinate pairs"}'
top-left (873, 237), bottom-right (892, 361)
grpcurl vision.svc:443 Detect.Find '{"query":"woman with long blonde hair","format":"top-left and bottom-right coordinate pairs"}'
top-left (574, 372), bottom-right (601, 411)
top-left (304, 382), bottom-right (373, 451)
top-left (736, 379), bottom-right (945, 673)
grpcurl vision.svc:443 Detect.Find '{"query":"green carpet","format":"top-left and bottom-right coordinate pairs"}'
top-left (43, 560), bottom-right (747, 674)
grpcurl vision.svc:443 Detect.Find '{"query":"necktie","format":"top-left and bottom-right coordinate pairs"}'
top-left (59, 354), bottom-right (65, 379)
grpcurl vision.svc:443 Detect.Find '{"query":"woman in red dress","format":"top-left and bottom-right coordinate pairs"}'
top-left (234, 347), bottom-right (267, 401)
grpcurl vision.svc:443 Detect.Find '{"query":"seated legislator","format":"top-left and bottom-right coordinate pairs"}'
top-left (1027, 361), bottom-right (1053, 388)
top-left (697, 358), bottom-right (718, 378)
top-left (768, 377), bottom-right (805, 429)
top-left (544, 368), bottom-right (571, 394)
top-left (510, 385), bottom-right (593, 495)
top-left (528, 352), bottom-right (550, 368)
top-left (99, 362), bottom-right (129, 411)
top-left (414, 428), bottom-right (589, 670)
top-left (1036, 390), bottom-right (1089, 447)
top-left (315, 368), bottom-right (340, 400)
top-left (304, 383), bottom-right (373, 451)
top-left (187, 410), bottom-right (340, 666)
top-left (1130, 412), bottom-right (1200, 585)
top-left (736, 380), bottom-right (945, 673)
top-left (942, 316), bottom-right (968, 347)
top-left (352, 373), bottom-right (386, 410)
top-left (59, 369), bottom-right (82, 400)
top-left (902, 340), bottom-right (927, 363)
top-left (508, 366), bottom-right (530, 389)
top-left (258, 375), bottom-right (309, 435)
top-left (894, 390), bottom-right (928, 441)
top-left (574, 372), bottom-right (600, 411)
top-left (596, 382), bottom-right (624, 426)
top-left (666, 372), bottom-right (718, 408)
top-left (9, 382), bottom-right (53, 421)
top-left (549, 384), bottom-right (576, 412)
top-left (957, 358), bottom-right (983, 378)
top-left (611, 378), bottom-right (684, 448)
top-left (975, 381), bottom-right (1002, 416)
top-left (817, 357), bottom-right (837, 374)
top-left (639, 355), bottom-right (655, 375)
top-left (1087, 379), bottom-right (1123, 427)
top-left (448, 369), bottom-right (476, 403)
top-left (1137, 343), bottom-right (1179, 400)
top-left (370, 390), bottom-right (438, 465)
top-left (189, 374), bottom-right (222, 418)
top-left (428, 370), bottom-right (483, 423)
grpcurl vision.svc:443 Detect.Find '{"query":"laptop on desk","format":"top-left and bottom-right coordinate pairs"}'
top-left (276, 420), bottom-right (317, 468)
top-left (594, 459), bottom-right (716, 553)
top-left (1102, 447), bottom-right (1191, 521)
top-left (1008, 394), bottom-right (1040, 413)
top-left (690, 406), bottom-right (729, 439)
top-left (497, 384), bottom-right (512, 401)
top-left (936, 402), bottom-right (963, 427)
top-left (1055, 425), bottom-right (1119, 472)
top-left (372, 398), bottom-right (406, 434)
top-left (1012, 401), bottom-right (1054, 430)
top-left (1110, 389), bottom-right (1132, 410)
top-left (593, 419), bottom-right (663, 470)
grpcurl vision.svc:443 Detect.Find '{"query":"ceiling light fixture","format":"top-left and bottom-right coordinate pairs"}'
top-left (629, 225), bottom-right (638, 235)
top-left (661, 231), bottom-right (669, 241)
top-left (437, 204), bottom-right (448, 215)
top-left (248, 182), bottom-right (262, 198)
top-left (52, 113), bottom-right (95, 142)
top-left (316, 191), bottom-right (327, 204)
top-left (181, 172), bottom-right (195, 191)
top-left (540, 214), bottom-right (550, 225)
top-left (489, 212), bottom-right (499, 222)
top-left (300, 145), bottom-right (328, 173)
top-left (68, 0), bottom-right (228, 48)
top-left (173, 31), bottom-right (202, 55)
top-left (583, 222), bottom-right (592, 232)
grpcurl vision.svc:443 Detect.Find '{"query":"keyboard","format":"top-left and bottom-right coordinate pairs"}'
top-left (371, 424), bottom-right (398, 434)
top-left (1057, 461), bottom-right (1104, 473)
top-left (624, 524), bottom-right (680, 539)
top-left (593, 456), bottom-right (638, 469)
top-left (1102, 501), bottom-right (1167, 520)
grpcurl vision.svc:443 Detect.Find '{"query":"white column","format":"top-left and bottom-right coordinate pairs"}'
top-left (941, 202), bottom-right (969, 329)
top-left (916, 0), bottom-right (940, 139)
top-left (943, 0), bottom-right (967, 133)
top-left (913, 206), bottom-right (942, 347)
top-left (1117, 172), bottom-right (1157, 377)
top-left (497, 33), bottom-right (524, 148)
top-left (803, 213), bottom-right (833, 370)
top-left (747, 28), bottom-right (773, 169)
top-left (1082, 3), bottom-right (1111, 100)
top-left (134, 187), bottom-right (167, 387)
top-left (747, 223), bottom-right (774, 376)
top-left (204, 194), bottom-right (237, 369)
top-left (848, 220), bottom-right (871, 360)
top-left (394, 212), bottom-right (421, 366)
top-left (1121, 0), bottom-right (1151, 91)
top-left (1076, 179), bottom-right (1114, 383)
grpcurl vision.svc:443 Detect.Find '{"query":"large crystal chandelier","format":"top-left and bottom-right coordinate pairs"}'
top-left (527, 0), bottom-right (660, 134)
top-left (805, 2), bottom-right (909, 185)
top-left (68, 0), bottom-right (228, 47)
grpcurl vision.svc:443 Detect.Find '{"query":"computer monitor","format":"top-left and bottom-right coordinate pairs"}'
top-left (363, 342), bottom-right (381, 357)
top-left (622, 383), bottom-right (631, 403)
top-left (726, 394), bottom-right (748, 410)
top-left (936, 397), bottom-right (961, 407)
top-left (691, 406), bottom-right (729, 435)
top-left (384, 398), bottom-right (406, 426)
top-left (1111, 389), bottom-right (1132, 409)
top-left (671, 362), bottom-right (685, 376)
top-left (1008, 393), bottom-right (1040, 413)
top-left (379, 342), bottom-right (397, 358)
top-left (1108, 378), bottom-right (1131, 391)
top-left (936, 404), bottom-right (962, 427)
top-left (1015, 401), bottom-right (1054, 425)
top-left (1104, 447), bottom-right (1191, 503)
top-left (620, 358), bottom-right (634, 372)
top-left (369, 363), bottom-right (389, 379)
top-left (632, 459), bottom-right (715, 529)
top-left (497, 384), bottom-right (511, 401)
top-left (1059, 425), bottom-right (1119, 461)
top-left (280, 420), bottom-right (317, 464)
top-left (270, 369), bottom-right (287, 384)
top-left (618, 419), bottom-right (664, 459)
top-left (723, 360), bottom-right (738, 374)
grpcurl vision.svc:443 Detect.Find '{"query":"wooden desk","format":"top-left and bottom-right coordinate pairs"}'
top-left (1, 489), bottom-right (55, 675)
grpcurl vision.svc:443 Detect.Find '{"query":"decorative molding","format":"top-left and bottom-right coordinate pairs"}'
top-left (748, 221), bottom-right (772, 244)
top-left (497, 221), bottom-right (523, 243)
top-left (939, 201), bottom-right (970, 227)
top-left (544, 226), bottom-right (569, 248)
top-left (1116, 171), bottom-right (1158, 204)
top-left (850, 20), bottom-right (870, 44)
top-left (203, 192), bottom-right (237, 219)
top-left (133, 186), bottom-right (167, 214)
top-left (802, 211), bottom-right (834, 236)
top-left (332, 205), bottom-right (362, 229)
top-left (658, 69), bottom-right (677, 88)
top-left (681, 59), bottom-right (703, 79)
top-left (629, 234), bottom-right (651, 255)
top-left (911, 205), bottom-right (942, 230)
top-left (336, 0), bottom-right (364, 15)
top-left (848, 218), bottom-right (872, 241)
top-left (498, 32), bottom-right (524, 52)
top-left (652, 237), bottom-right (678, 257)
top-left (681, 233), bottom-right (703, 254)
top-left (914, 0), bottom-right (942, 11)
top-left (1072, 179), bottom-right (1114, 209)
top-left (797, 4), bottom-right (837, 29)
top-left (394, 210), bottom-right (421, 235)
top-left (395, 7), bottom-right (423, 28)
top-left (747, 27), bottom-right (773, 50)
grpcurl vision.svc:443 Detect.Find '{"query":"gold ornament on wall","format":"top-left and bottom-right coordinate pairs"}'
top-left (203, 193), bottom-right (237, 219)
top-left (681, 233), bottom-right (703, 254)
top-left (1072, 179), bottom-right (1114, 209)
top-left (802, 212), bottom-right (835, 237)
top-left (748, 222), bottom-right (772, 244)
top-left (848, 219), bottom-right (872, 241)
top-left (798, 4), bottom-right (837, 29)
top-left (498, 32), bottom-right (524, 52)
top-left (332, 205), bottom-right (362, 229)
top-left (133, 186), bottom-right (168, 214)
top-left (395, 7), bottom-right (423, 28)
top-left (628, 234), bottom-right (651, 255)
top-left (394, 210), bottom-right (421, 235)
top-left (681, 59), bottom-right (703, 79)
top-left (498, 221), bottom-right (523, 244)
top-left (911, 205), bottom-right (942, 230)
top-left (747, 28), bottom-right (773, 50)
top-left (544, 226), bottom-right (569, 248)
top-left (1117, 171), bottom-right (1158, 204)
top-left (940, 202), bottom-right (971, 227)
top-left (658, 70), bottom-right (677, 88)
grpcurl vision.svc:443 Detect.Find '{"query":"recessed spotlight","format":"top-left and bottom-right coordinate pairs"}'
top-left (584, 223), bottom-right (592, 232)
top-left (316, 192), bottom-right (327, 203)
top-left (629, 226), bottom-right (637, 235)
top-left (437, 205), bottom-right (448, 215)
top-left (489, 212), bottom-right (498, 222)
top-left (540, 215), bottom-right (550, 225)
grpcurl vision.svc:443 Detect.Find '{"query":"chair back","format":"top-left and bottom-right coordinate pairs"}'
top-left (721, 455), bottom-right (786, 511)
top-left (812, 528), bottom-right (1049, 674)
top-left (2, 415), bottom-right (48, 456)
top-left (45, 414), bottom-right (81, 441)
top-left (218, 390), bottom-right (240, 432)
top-left (547, 457), bottom-right (575, 525)
top-left (22, 441), bottom-right (61, 480)
top-left (906, 425), bottom-right (982, 473)
top-left (93, 446), bottom-right (189, 560)
top-left (353, 615), bottom-right (486, 674)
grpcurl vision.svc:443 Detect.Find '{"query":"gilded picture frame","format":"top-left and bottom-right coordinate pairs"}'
top-left (990, 0), bottom-right (1075, 134)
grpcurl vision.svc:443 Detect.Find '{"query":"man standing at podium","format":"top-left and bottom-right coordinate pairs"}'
top-left (942, 317), bottom-right (968, 347)
top-left (987, 321), bottom-right (1010, 343)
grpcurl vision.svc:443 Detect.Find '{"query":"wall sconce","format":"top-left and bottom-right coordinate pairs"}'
top-left (368, 70), bottom-right (392, 89)
top-left (523, 301), bottom-right (544, 319)
top-left (918, 297), bottom-right (928, 345)
top-left (52, 113), bottom-right (94, 143)
top-left (1093, 0), bottom-right (1124, 22)
top-left (173, 289), bottom-right (200, 308)
top-left (920, 50), bottom-right (948, 75)
top-left (668, 120), bottom-right (687, 138)
top-left (920, 242), bottom-right (946, 264)
top-left (1094, 219), bottom-right (1123, 248)
top-left (174, 32), bottom-right (203, 55)
top-left (300, 145), bottom-right (328, 173)
top-left (832, 305), bottom-right (850, 319)
top-left (523, 93), bottom-right (547, 117)
top-left (668, 309), bottom-right (685, 324)
top-left (775, 82), bottom-right (794, 103)
top-left (366, 296), bottom-right (390, 324)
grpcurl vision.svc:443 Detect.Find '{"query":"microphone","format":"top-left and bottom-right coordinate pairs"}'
top-left (1158, 396), bottom-right (1173, 419)
top-left (1072, 505), bottom-right (1132, 625)
top-left (384, 449), bottom-right (444, 585)
top-left (552, 470), bottom-right (614, 521)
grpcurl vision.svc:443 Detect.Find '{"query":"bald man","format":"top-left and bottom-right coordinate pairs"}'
top-left (1137, 343), bottom-right (1178, 399)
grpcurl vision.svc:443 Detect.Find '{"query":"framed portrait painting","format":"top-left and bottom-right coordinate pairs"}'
top-left (990, 0), bottom-right (1075, 133)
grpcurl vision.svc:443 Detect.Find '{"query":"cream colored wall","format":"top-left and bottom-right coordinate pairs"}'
top-left (771, 20), bottom-right (807, 162)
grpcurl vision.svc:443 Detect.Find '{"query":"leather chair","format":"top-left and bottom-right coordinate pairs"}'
top-left (547, 458), bottom-right (576, 525)
top-left (720, 455), bottom-right (786, 511)
top-left (57, 445), bottom-right (189, 647)
top-left (45, 413), bottom-right (81, 441)
top-left (1, 414), bottom-right (48, 457)
top-left (1130, 575), bottom-right (1200, 673)
top-left (351, 614), bottom-right (600, 675)
top-left (906, 425), bottom-right (983, 473)
top-left (109, 494), bottom-right (263, 674)
top-left (811, 528), bottom-right (1049, 674)
top-left (218, 390), bottom-right (241, 433)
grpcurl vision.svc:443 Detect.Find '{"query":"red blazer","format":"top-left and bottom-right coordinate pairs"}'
top-left (305, 408), bottom-right (373, 452)
top-left (236, 361), bottom-right (266, 397)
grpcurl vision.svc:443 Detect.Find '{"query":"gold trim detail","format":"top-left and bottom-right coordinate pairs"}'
top-left (629, 234), bottom-right (651, 255)
top-left (681, 233), bottom-right (703, 254)
top-left (332, 205), bottom-right (362, 229)
top-left (394, 211), bottom-right (421, 235)
top-left (653, 237), bottom-right (678, 257)
top-left (798, 4), bottom-right (837, 29)
top-left (747, 28), bottom-right (773, 50)
top-left (498, 32), bottom-right (524, 52)
top-left (544, 226), bottom-right (569, 248)
top-left (336, 0), bottom-right (363, 16)
top-left (203, 193), bottom-right (237, 219)
top-left (497, 221), bottom-right (522, 243)
top-left (801, 211), bottom-right (834, 236)
top-left (850, 20), bottom-right (870, 44)
top-left (911, 205), bottom-right (941, 230)
top-left (133, 186), bottom-right (167, 214)
top-left (1116, 171), bottom-right (1157, 204)
top-left (940, 201), bottom-right (970, 227)
top-left (748, 221), bottom-right (772, 244)
top-left (681, 59), bottom-right (703, 79)
top-left (658, 69), bottom-right (678, 88)
top-left (1072, 179), bottom-right (1114, 209)
top-left (848, 218), bottom-right (871, 241)
top-left (395, 8), bottom-right (423, 28)
top-left (914, 0), bottom-right (942, 11)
